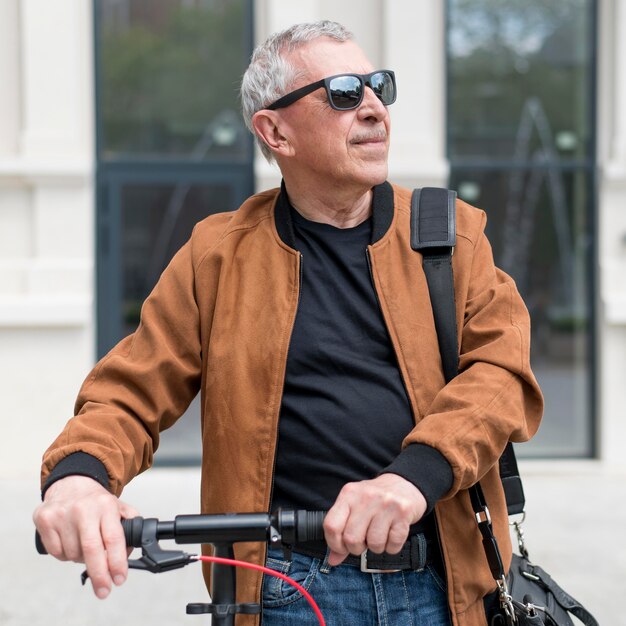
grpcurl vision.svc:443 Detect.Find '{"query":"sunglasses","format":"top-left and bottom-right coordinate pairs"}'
top-left (266, 70), bottom-right (396, 111)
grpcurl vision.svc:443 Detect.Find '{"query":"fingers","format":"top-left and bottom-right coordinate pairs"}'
top-left (75, 498), bottom-right (135, 598)
top-left (34, 508), bottom-right (68, 560)
top-left (33, 475), bottom-right (138, 599)
top-left (366, 514), bottom-right (409, 555)
top-left (324, 473), bottom-right (428, 566)
top-left (101, 500), bottom-right (142, 587)
top-left (323, 496), bottom-right (352, 566)
top-left (34, 503), bottom-right (83, 562)
top-left (325, 483), bottom-right (373, 560)
top-left (80, 515), bottom-right (113, 598)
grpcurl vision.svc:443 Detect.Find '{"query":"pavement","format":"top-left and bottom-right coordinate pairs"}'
top-left (2, 461), bottom-right (623, 625)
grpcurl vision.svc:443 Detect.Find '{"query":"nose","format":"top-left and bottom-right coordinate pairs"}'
top-left (357, 86), bottom-right (389, 121)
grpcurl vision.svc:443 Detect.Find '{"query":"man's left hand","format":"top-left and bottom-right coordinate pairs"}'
top-left (323, 473), bottom-right (428, 567)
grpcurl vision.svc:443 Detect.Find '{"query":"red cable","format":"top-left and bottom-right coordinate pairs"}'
top-left (196, 555), bottom-right (326, 626)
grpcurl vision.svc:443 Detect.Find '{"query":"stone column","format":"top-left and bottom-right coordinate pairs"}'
top-left (0, 0), bottom-right (21, 156)
top-left (598, 0), bottom-right (626, 466)
top-left (383, 0), bottom-right (448, 188)
top-left (0, 0), bottom-right (96, 478)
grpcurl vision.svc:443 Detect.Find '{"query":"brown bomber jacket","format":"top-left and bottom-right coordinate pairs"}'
top-left (41, 181), bottom-right (543, 626)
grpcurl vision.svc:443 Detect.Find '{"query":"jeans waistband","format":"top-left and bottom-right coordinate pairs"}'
top-left (292, 532), bottom-right (436, 572)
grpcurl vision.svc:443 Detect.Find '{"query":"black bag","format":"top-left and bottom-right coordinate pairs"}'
top-left (412, 188), bottom-right (599, 626)
top-left (487, 553), bottom-right (599, 626)
top-left (471, 482), bottom-right (599, 626)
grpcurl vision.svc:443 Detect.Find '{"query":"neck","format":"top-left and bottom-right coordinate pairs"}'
top-left (283, 178), bottom-right (374, 229)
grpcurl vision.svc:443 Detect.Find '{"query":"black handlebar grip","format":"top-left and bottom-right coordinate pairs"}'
top-left (35, 531), bottom-right (47, 555)
top-left (296, 510), bottom-right (326, 543)
top-left (36, 518), bottom-right (143, 555)
top-left (122, 517), bottom-right (144, 548)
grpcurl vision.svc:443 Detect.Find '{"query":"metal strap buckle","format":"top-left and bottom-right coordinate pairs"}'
top-left (360, 550), bottom-right (401, 574)
top-left (475, 505), bottom-right (492, 525)
top-left (497, 577), bottom-right (517, 624)
top-left (509, 512), bottom-right (530, 559)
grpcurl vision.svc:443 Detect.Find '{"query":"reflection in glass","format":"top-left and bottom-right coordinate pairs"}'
top-left (99, 0), bottom-right (249, 160)
top-left (121, 183), bottom-right (231, 337)
top-left (448, 0), bottom-right (593, 161)
top-left (447, 0), bottom-right (596, 457)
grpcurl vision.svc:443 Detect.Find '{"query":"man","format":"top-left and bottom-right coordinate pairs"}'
top-left (33, 21), bottom-right (543, 626)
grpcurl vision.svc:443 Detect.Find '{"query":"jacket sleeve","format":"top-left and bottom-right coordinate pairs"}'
top-left (401, 210), bottom-right (544, 498)
top-left (40, 237), bottom-right (202, 496)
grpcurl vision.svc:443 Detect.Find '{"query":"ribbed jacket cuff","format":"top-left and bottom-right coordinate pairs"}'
top-left (381, 443), bottom-right (454, 513)
top-left (41, 451), bottom-right (111, 500)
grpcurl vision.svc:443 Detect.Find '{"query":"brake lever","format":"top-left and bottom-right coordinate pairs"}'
top-left (128, 548), bottom-right (195, 573)
top-left (80, 517), bottom-right (195, 585)
top-left (80, 551), bottom-right (195, 585)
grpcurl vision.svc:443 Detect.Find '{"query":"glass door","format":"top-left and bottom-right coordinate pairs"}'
top-left (446, 0), bottom-right (597, 456)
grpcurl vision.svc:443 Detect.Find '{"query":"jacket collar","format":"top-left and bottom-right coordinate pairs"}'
top-left (274, 180), bottom-right (394, 249)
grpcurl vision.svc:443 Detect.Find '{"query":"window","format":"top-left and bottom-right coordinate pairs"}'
top-left (95, 0), bottom-right (254, 462)
top-left (446, 0), bottom-right (597, 456)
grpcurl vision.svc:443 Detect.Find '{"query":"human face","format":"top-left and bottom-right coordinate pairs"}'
top-left (276, 39), bottom-right (392, 191)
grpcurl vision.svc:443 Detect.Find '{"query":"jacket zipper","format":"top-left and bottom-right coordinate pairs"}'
top-left (268, 252), bottom-right (302, 511)
top-left (366, 247), bottom-right (450, 596)
top-left (261, 252), bottom-right (303, 616)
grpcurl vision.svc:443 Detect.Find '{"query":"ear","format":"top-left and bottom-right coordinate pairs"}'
top-left (252, 110), bottom-right (295, 158)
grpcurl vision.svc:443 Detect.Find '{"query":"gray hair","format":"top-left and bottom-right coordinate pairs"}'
top-left (240, 21), bottom-right (353, 162)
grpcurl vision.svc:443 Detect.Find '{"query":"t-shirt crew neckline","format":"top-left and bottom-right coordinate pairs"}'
top-left (290, 205), bottom-right (372, 238)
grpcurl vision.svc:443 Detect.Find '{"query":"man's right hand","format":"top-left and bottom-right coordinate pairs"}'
top-left (32, 475), bottom-right (139, 599)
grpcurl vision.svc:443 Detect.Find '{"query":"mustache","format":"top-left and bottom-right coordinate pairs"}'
top-left (350, 130), bottom-right (388, 144)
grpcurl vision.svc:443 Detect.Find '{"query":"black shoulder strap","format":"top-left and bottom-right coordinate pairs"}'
top-left (411, 187), bottom-right (525, 517)
top-left (498, 444), bottom-right (525, 516)
top-left (411, 188), bottom-right (459, 382)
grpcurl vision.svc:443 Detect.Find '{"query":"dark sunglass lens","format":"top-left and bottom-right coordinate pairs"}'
top-left (328, 75), bottom-right (362, 109)
top-left (370, 72), bottom-right (395, 105)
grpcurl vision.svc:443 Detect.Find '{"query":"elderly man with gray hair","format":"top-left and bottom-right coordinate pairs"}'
top-left (34, 21), bottom-right (543, 626)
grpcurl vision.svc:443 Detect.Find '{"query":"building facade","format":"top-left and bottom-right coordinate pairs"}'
top-left (1, 0), bottom-right (625, 478)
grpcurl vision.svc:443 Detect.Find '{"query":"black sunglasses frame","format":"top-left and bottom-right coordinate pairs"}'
top-left (266, 70), bottom-right (396, 111)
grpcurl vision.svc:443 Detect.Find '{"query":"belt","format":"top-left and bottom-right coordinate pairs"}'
top-left (293, 533), bottom-right (435, 573)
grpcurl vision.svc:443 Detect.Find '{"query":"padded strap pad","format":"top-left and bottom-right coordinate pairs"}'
top-left (411, 187), bottom-right (457, 250)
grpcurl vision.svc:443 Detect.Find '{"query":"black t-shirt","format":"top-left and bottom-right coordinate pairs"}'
top-left (271, 207), bottom-right (420, 512)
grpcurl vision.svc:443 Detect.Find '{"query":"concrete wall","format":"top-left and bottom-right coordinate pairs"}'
top-left (1, 0), bottom-right (624, 481)
top-left (0, 0), bottom-right (96, 479)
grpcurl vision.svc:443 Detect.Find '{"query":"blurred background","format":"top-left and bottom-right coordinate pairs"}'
top-left (0, 0), bottom-right (624, 624)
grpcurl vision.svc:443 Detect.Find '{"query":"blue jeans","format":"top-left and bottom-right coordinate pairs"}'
top-left (261, 546), bottom-right (452, 626)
